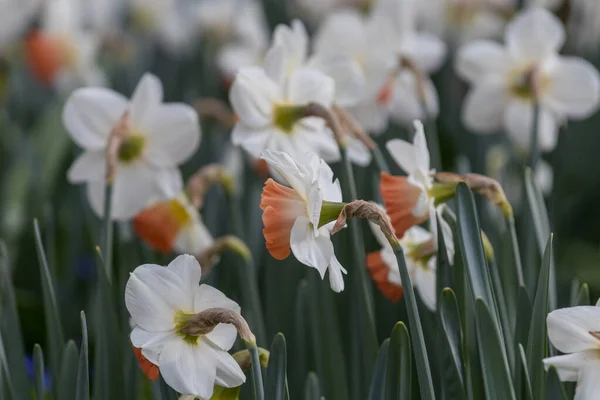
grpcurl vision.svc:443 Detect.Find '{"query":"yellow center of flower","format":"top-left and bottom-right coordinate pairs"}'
top-left (509, 65), bottom-right (550, 101)
top-left (168, 199), bottom-right (193, 226)
top-left (174, 310), bottom-right (201, 346)
top-left (272, 104), bottom-right (306, 134)
top-left (56, 36), bottom-right (79, 69)
top-left (118, 134), bottom-right (146, 163)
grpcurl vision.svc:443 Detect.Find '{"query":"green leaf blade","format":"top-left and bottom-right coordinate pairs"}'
top-left (265, 333), bottom-right (288, 400)
top-left (384, 322), bottom-right (411, 400)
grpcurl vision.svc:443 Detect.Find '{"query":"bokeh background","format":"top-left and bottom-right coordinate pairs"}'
top-left (1, 0), bottom-right (600, 393)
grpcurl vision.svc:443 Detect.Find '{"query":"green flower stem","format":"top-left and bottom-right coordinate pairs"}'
top-left (371, 145), bottom-right (389, 174)
top-left (393, 247), bottom-right (435, 400)
top-left (247, 341), bottom-right (265, 400)
top-left (528, 101), bottom-right (540, 169)
top-left (103, 183), bottom-right (113, 283)
top-left (507, 216), bottom-right (525, 288)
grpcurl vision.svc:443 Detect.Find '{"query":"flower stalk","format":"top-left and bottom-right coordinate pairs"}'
top-left (186, 164), bottom-right (234, 209)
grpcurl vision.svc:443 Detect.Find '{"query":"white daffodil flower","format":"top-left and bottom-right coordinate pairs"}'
top-left (369, 0), bottom-right (447, 126)
top-left (230, 66), bottom-right (339, 162)
top-left (381, 121), bottom-right (435, 238)
top-left (126, 254), bottom-right (246, 398)
top-left (28, 0), bottom-right (104, 93)
top-left (543, 300), bottom-right (600, 400)
top-left (260, 150), bottom-right (347, 292)
top-left (367, 206), bottom-right (454, 310)
top-left (456, 8), bottom-right (600, 152)
top-left (64, 73), bottom-right (201, 221)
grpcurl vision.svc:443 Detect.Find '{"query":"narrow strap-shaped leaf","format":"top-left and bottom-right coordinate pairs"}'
top-left (33, 219), bottom-right (64, 381)
top-left (517, 344), bottom-right (533, 400)
top-left (513, 286), bottom-right (531, 392)
top-left (0, 330), bottom-right (18, 400)
top-left (393, 248), bottom-right (435, 400)
top-left (368, 339), bottom-right (390, 400)
top-left (0, 241), bottom-right (29, 399)
top-left (385, 322), bottom-right (411, 400)
top-left (474, 299), bottom-right (516, 400)
top-left (265, 333), bottom-right (288, 400)
top-left (304, 372), bottom-right (321, 400)
top-left (438, 288), bottom-right (466, 397)
top-left (545, 366), bottom-right (568, 400)
top-left (574, 283), bottom-right (590, 306)
top-left (248, 342), bottom-right (265, 400)
top-left (58, 341), bottom-right (79, 400)
top-left (488, 258), bottom-right (514, 371)
top-left (76, 311), bottom-right (89, 400)
top-left (526, 234), bottom-right (552, 399)
top-left (524, 168), bottom-right (556, 311)
top-left (436, 215), bottom-right (452, 296)
top-left (455, 184), bottom-right (499, 323)
top-left (33, 344), bottom-right (45, 400)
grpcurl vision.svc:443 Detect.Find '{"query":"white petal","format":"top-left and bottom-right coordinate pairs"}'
top-left (544, 57), bottom-right (600, 119)
top-left (462, 83), bottom-right (507, 133)
top-left (543, 351), bottom-right (600, 382)
top-left (455, 41), bottom-right (510, 84)
top-left (386, 139), bottom-right (418, 175)
top-left (125, 263), bottom-right (190, 331)
top-left (62, 87), bottom-right (128, 150)
top-left (290, 216), bottom-right (334, 276)
top-left (388, 72), bottom-right (438, 123)
top-left (403, 32), bottom-right (446, 74)
top-left (272, 19), bottom-right (308, 68)
top-left (504, 101), bottom-right (558, 152)
top-left (130, 73), bottom-right (163, 130)
top-left (415, 265), bottom-right (437, 311)
top-left (505, 8), bottom-right (565, 61)
top-left (205, 323), bottom-right (238, 351)
top-left (263, 44), bottom-right (286, 85)
top-left (575, 361), bottom-right (600, 400)
top-left (174, 220), bottom-right (214, 255)
top-left (313, 9), bottom-right (366, 56)
top-left (110, 163), bottom-right (159, 220)
top-left (287, 67), bottom-right (335, 108)
top-left (193, 284), bottom-right (241, 314)
top-left (158, 337), bottom-right (217, 398)
top-left (348, 100), bottom-right (389, 133)
top-left (229, 67), bottom-right (279, 128)
top-left (327, 256), bottom-right (346, 292)
top-left (166, 254), bottom-right (202, 299)
top-left (67, 150), bottom-right (105, 183)
top-left (308, 53), bottom-right (366, 108)
top-left (130, 327), bottom-right (172, 365)
top-left (412, 121), bottom-right (430, 174)
top-left (142, 103), bottom-right (201, 167)
top-left (155, 168), bottom-right (185, 199)
top-left (547, 306), bottom-right (600, 353)
top-left (306, 182), bottom-right (323, 232)
top-left (208, 343), bottom-right (246, 388)
top-left (260, 149), bottom-right (312, 199)
top-left (346, 136), bottom-right (372, 167)
top-left (231, 123), bottom-right (275, 159)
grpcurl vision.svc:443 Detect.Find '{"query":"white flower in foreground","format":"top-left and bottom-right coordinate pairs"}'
top-left (230, 66), bottom-right (339, 161)
top-left (456, 7), bottom-right (600, 151)
top-left (260, 150), bottom-right (347, 292)
top-left (367, 206), bottom-right (454, 310)
top-left (126, 254), bottom-right (245, 398)
top-left (26, 0), bottom-right (104, 93)
top-left (64, 73), bottom-right (201, 220)
top-left (381, 121), bottom-right (435, 238)
top-left (543, 300), bottom-right (600, 400)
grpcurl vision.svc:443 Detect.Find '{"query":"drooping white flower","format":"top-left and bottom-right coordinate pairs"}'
top-left (456, 7), bottom-right (600, 152)
top-left (367, 205), bottom-right (454, 310)
top-left (381, 120), bottom-right (435, 238)
top-left (543, 300), bottom-right (600, 400)
top-left (126, 254), bottom-right (246, 398)
top-left (229, 66), bottom-right (339, 162)
top-left (64, 73), bottom-right (201, 220)
top-left (260, 150), bottom-right (347, 292)
top-left (26, 0), bottom-right (105, 93)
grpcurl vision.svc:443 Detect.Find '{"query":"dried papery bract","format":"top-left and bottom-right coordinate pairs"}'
top-left (331, 200), bottom-right (400, 249)
top-left (193, 98), bottom-right (237, 128)
top-left (180, 307), bottom-right (256, 344)
top-left (195, 235), bottom-right (250, 274)
top-left (434, 172), bottom-right (513, 218)
top-left (186, 164), bottom-right (234, 208)
top-left (331, 104), bottom-right (376, 150)
top-left (105, 110), bottom-right (130, 184)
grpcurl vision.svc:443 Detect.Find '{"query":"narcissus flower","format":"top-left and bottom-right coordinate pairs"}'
top-left (367, 206), bottom-right (454, 310)
top-left (230, 66), bottom-right (339, 162)
top-left (380, 121), bottom-right (438, 238)
top-left (456, 8), bottom-right (600, 151)
top-left (260, 150), bottom-right (347, 292)
top-left (126, 254), bottom-right (245, 398)
top-left (64, 73), bottom-right (201, 220)
top-left (543, 301), bottom-right (600, 400)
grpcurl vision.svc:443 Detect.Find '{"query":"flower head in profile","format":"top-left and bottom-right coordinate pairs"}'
top-left (367, 205), bottom-right (454, 310)
top-left (230, 66), bottom-right (339, 162)
top-left (64, 73), bottom-right (201, 220)
top-left (126, 254), bottom-right (246, 398)
top-left (543, 300), bottom-right (600, 400)
top-left (380, 121), bottom-right (436, 238)
top-left (260, 150), bottom-right (347, 292)
top-left (456, 7), bottom-right (600, 151)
